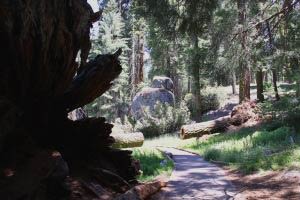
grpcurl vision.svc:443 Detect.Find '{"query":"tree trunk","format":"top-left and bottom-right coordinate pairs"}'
top-left (181, 101), bottom-right (257, 139)
top-left (232, 70), bottom-right (237, 95)
top-left (272, 69), bottom-right (280, 100)
top-left (180, 116), bottom-right (231, 139)
top-left (256, 68), bottom-right (264, 102)
top-left (112, 132), bottom-right (144, 148)
top-left (237, 0), bottom-right (251, 103)
top-left (265, 20), bottom-right (280, 101)
top-left (0, 1), bottom-right (139, 199)
top-left (191, 35), bottom-right (201, 122)
top-left (132, 28), bottom-right (144, 86)
top-left (188, 76), bottom-right (191, 93)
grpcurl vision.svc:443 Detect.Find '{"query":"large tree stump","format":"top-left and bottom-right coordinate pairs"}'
top-left (0, 0), bottom-right (139, 199)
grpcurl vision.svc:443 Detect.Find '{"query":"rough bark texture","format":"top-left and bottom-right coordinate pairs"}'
top-left (115, 180), bottom-right (167, 200)
top-left (112, 132), bottom-right (144, 148)
top-left (256, 68), bottom-right (264, 102)
top-left (180, 116), bottom-right (231, 139)
top-left (0, 1), bottom-right (139, 199)
top-left (232, 70), bottom-right (237, 95)
top-left (272, 69), bottom-right (280, 101)
top-left (180, 101), bottom-right (258, 139)
top-left (237, 0), bottom-right (251, 103)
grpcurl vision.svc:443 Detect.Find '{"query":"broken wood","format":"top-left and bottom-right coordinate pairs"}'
top-left (0, 1), bottom-right (139, 199)
top-left (180, 101), bottom-right (258, 139)
top-left (112, 132), bottom-right (144, 148)
top-left (114, 180), bottom-right (167, 200)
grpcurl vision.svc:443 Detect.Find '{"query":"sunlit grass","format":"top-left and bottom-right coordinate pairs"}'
top-left (183, 126), bottom-right (300, 174)
top-left (132, 148), bottom-right (174, 181)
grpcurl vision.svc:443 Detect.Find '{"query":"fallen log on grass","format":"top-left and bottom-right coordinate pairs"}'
top-left (180, 101), bottom-right (259, 139)
top-left (112, 132), bottom-right (144, 148)
top-left (180, 116), bottom-right (231, 139)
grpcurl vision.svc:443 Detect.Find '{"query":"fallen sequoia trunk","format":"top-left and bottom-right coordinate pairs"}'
top-left (181, 101), bottom-right (258, 139)
top-left (0, 1), bottom-right (139, 199)
top-left (112, 132), bottom-right (144, 148)
top-left (180, 116), bottom-right (231, 139)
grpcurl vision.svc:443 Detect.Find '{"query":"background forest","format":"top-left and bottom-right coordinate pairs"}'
top-left (0, 0), bottom-right (300, 199)
top-left (83, 0), bottom-right (300, 137)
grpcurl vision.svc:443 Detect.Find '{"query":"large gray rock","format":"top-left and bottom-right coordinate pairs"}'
top-left (151, 76), bottom-right (174, 91)
top-left (131, 87), bottom-right (175, 119)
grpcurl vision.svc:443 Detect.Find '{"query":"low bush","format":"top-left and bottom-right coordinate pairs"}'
top-left (132, 101), bottom-right (191, 138)
top-left (184, 87), bottom-right (227, 116)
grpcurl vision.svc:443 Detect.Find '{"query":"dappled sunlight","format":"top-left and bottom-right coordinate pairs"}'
top-left (184, 126), bottom-right (300, 174)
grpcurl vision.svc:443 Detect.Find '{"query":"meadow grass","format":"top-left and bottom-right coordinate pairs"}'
top-left (132, 147), bottom-right (174, 181)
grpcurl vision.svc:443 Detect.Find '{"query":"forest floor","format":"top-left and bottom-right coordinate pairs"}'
top-left (145, 84), bottom-right (300, 199)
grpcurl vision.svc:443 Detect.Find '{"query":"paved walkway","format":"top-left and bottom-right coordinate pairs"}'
top-left (154, 148), bottom-right (237, 200)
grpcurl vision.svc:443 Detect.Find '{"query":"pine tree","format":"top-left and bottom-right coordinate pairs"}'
top-left (86, 0), bottom-right (130, 122)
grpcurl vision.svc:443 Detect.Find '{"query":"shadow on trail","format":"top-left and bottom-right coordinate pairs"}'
top-left (154, 148), bottom-right (237, 199)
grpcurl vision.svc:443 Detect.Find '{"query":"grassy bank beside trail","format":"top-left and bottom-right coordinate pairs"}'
top-left (141, 125), bottom-right (300, 174)
top-left (132, 148), bottom-right (174, 181)
top-left (183, 126), bottom-right (300, 174)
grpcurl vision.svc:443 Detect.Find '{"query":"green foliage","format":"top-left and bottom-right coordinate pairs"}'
top-left (184, 87), bottom-right (227, 115)
top-left (133, 102), bottom-right (191, 138)
top-left (263, 82), bottom-right (273, 92)
top-left (86, 0), bottom-right (130, 122)
top-left (184, 126), bottom-right (300, 174)
top-left (132, 148), bottom-right (174, 181)
top-left (258, 95), bottom-right (300, 130)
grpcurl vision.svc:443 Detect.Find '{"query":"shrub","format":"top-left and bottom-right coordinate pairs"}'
top-left (258, 96), bottom-right (300, 130)
top-left (263, 82), bottom-right (273, 92)
top-left (184, 91), bottom-right (222, 114)
top-left (133, 101), bottom-right (191, 138)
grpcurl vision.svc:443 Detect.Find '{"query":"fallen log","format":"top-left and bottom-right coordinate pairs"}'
top-left (180, 116), bottom-right (231, 139)
top-left (180, 101), bottom-right (258, 139)
top-left (112, 132), bottom-right (144, 148)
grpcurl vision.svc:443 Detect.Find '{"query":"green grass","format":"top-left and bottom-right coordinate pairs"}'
top-left (140, 123), bottom-right (300, 175)
top-left (183, 126), bottom-right (300, 174)
top-left (132, 148), bottom-right (174, 181)
top-left (136, 86), bottom-right (300, 176)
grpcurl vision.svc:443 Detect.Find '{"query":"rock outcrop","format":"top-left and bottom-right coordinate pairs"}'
top-left (131, 77), bottom-right (175, 119)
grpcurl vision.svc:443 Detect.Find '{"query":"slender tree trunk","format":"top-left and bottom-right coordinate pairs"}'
top-left (296, 80), bottom-right (300, 98)
top-left (292, 58), bottom-right (300, 97)
top-left (272, 69), bottom-right (280, 100)
top-left (264, 71), bottom-right (269, 82)
top-left (131, 22), bottom-right (144, 99)
top-left (237, 0), bottom-right (250, 103)
top-left (133, 33), bottom-right (144, 85)
top-left (256, 68), bottom-right (264, 102)
top-left (232, 70), bottom-right (237, 95)
top-left (188, 76), bottom-right (191, 93)
top-left (266, 20), bottom-right (280, 101)
top-left (191, 36), bottom-right (201, 121)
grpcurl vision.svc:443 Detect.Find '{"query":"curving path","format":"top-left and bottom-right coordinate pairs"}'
top-left (153, 148), bottom-right (237, 200)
